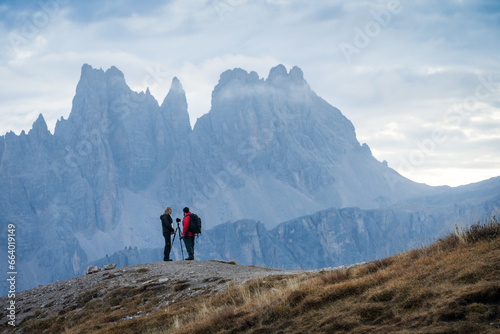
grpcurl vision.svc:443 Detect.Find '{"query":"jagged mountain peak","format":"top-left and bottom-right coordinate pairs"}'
top-left (170, 76), bottom-right (183, 91)
top-left (105, 65), bottom-right (125, 79)
top-left (289, 66), bottom-right (304, 81)
top-left (267, 63), bottom-right (288, 80)
top-left (211, 68), bottom-right (261, 101)
top-left (27, 113), bottom-right (52, 142)
top-left (212, 64), bottom-right (316, 107)
top-left (267, 64), bottom-right (307, 86)
top-left (80, 64), bottom-right (125, 79)
top-left (214, 64), bottom-right (307, 91)
top-left (30, 113), bottom-right (48, 132)
top-left (67, 64), bottom-right (151, 127)
top-left (161, 77), bottom-right (187, 106)
top-left (160, 77), bottom-right (191, 134)
top-left (206, 64), bottom-right (349, 135)
top-left (196, 64), bottom-right (358, 155)
top-left (80, 63), bottom-right (96, 75)
top-left (210, 64), bottom-right (311, 111)
top-left (76, 64), bottom-right (128, 98)
top-left (218, 67), bottom-right (261, 85)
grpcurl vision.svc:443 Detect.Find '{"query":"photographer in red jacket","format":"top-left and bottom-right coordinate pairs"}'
top-left (182, 207), bottom-right (195, 260)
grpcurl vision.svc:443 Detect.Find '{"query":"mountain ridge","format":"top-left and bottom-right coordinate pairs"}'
top-left (0, 64), bottom-right (498, 294)
top-left (93, 175), bottom-right (500, 272)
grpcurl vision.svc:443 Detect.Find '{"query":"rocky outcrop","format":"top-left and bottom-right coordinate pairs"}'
top-left (86, 264), bottom-right (117, 274)
top-left (0, 261), bottom-right (297, 328)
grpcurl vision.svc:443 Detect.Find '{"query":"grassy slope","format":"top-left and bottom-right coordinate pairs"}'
top-left (171, 219), bottom-right (500, 334)
top-left (17, 219), bottom-right (500, 334)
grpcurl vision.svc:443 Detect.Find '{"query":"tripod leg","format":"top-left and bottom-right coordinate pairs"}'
top-left (177, 227), bottom-right (184, 260)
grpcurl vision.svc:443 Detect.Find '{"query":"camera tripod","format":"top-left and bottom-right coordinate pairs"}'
top-left (171, 219), bottom-right (184, 260)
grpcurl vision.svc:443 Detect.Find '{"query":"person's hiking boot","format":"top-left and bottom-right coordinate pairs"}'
top-left (164, 259), bottom-right (173, 261)
top-left (185, 257), bottom-right (194, 261)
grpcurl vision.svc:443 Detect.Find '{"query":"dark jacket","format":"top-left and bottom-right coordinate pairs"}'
top-left (160, 214), bottom-right (175, 234)
top-left (182, 212), bottom-right (195, 237)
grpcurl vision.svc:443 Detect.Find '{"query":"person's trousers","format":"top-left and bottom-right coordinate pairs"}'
top-left (183, 236), bottom-right (195, 259)
top-left (163, 233), bottom-right (172, 260)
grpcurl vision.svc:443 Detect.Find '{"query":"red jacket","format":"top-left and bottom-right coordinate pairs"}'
top-left (182, 212), bottom-right (195, 237)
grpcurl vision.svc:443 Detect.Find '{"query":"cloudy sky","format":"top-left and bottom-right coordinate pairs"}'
top-left (0, 0), bottom-right (499, 187)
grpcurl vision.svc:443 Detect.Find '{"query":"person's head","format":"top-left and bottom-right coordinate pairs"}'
top-left (183, 207), bottom-right (189, 215)
top-left (164, 206), bottom-right (172, 215)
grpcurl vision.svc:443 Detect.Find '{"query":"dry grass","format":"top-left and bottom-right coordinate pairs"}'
top-left (168, 218), bottom-right (500, 334)
top-left (13, 218), bottom-right (500, 334)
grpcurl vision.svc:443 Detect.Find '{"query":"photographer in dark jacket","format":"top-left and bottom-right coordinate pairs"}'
top-left (160, 207), bottom-right (176, 261)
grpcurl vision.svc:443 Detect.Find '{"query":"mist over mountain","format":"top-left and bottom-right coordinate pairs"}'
top-left (1, 64), bottom-right (498, 293)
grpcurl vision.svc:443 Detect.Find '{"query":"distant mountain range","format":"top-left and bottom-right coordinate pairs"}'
top-left (94, 175), bottom-right (500, 271)
top-left (1, 64), bottom-right (498, 293)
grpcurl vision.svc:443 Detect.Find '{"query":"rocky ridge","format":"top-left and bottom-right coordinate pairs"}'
top-left (0, 260), bottom-right (314, 331)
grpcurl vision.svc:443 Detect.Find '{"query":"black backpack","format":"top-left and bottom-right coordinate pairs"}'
top-left (187, 213), bottom-right (202, 234)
